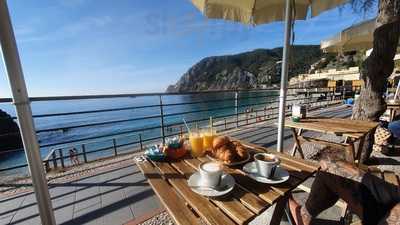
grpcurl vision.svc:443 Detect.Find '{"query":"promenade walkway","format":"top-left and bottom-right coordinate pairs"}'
top-left (0, 104), bottom-right (360, 225)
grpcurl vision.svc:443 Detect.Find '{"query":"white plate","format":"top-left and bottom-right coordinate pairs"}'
top-left (207, 153), bottom-right (250, 166)
top-left (242, 162), bottom-right (290, 184)
top-left (188, 172), bottom-right (235, 197)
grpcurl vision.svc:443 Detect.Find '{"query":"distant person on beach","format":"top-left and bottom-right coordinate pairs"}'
top-left (69, 148), bottom-right (80, 165)
top-left (288, 159), bottom-right (400, 225)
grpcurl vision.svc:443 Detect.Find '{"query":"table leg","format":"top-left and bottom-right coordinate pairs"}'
top-left (269, 196), bottom-right (288, 225)
top-left (344, 141), bottom-right (356, 163)
top-left (355, 135), bottom-right (366, 166)
top-left (390, 109), bottom-right (395, 122)
top-left (291, 128), bottom-right (305, 159)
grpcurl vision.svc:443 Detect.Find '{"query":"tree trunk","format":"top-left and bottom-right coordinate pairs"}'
top-left (352, 0), bottom-right (400, 162)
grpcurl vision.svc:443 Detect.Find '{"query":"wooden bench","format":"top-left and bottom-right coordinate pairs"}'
top-left (137, 160), bottom-right (202, 225)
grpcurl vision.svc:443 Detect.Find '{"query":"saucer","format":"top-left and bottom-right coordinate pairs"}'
top-left (188, 172), bottom-right (235, 197)
top-left (242, 162), bottom-right (290, 184)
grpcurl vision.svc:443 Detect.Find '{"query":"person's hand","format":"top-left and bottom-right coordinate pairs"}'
top-left (379, 203), bottom-right (400, 225)
top-left (319, 159), bottom-right (331, 171)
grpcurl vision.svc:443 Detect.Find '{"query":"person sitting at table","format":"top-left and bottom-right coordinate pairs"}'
top-left (288, 159), bottom-right (400, 225)
top-left (388, 119), bottom-right (400, 140)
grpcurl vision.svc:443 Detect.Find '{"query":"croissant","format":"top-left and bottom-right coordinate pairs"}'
top-left (236, 146), bottom-right (247, 158)
top-left (214, 146), bottom-right (235, 163)
top-left (213, 136), bottom-right (230, 149)
top-left (211, 138), bottom-right (248, 163)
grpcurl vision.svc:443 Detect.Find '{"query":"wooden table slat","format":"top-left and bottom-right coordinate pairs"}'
top-left (195, 157), bottom-right (281, 204)
top-left (238, 141), bottom-right (319, 173)
top-left (153, 161), bottom-right (237, 225)
top-left (137, 160), bottom-right (202, 225)
top-left (268, 166), bottom-right (308, 195)
top-left (182, 157), bottom-right (269, 214)
top-left (170, 160), bottom-right (255, 225)
top-left (284, 118), bottom-right (378, 139)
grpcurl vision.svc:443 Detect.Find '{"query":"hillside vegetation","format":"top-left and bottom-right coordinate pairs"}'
top-left (167, 45), bottom-right (324, 92)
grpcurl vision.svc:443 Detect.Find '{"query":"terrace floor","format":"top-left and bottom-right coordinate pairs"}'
top-left (1, 104), bottom-right (398, 225)
top-left (0, 157), bottom-right (162, 225)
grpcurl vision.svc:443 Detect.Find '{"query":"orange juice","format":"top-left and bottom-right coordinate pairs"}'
top-left (189, 133), bottom-right (204, 157)
top-left (202, 132), bottom-right (215, 151)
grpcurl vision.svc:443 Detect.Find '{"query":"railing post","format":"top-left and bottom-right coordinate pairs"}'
top-left (179, 126), bottom-right (183, 137)
top-left (255, 111), bottom-right (258, 122)
top-left (139, 133), bottom-right (143, 151)
top-left (44, 161), bottom-right (50, 172)
top-left (81, 144), bottom-right (88, 163)
top-left (264, 107), bottom-right (266, 120)
top-left (58, 149), bottom-right (65, 168)
top-left (235, 91), bottom-right (239, 128)
top-left (112, 138), bottom-right (118, 156)
top-left (52, 151), bottom-right (58, 169)
top-left (342, 86), bottom-right (346, 100)
top-left (159, 95), bottom-right (166, 144)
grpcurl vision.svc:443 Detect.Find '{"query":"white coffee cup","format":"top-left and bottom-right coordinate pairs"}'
top-left (254, 153), bottom-right (280, 178)
top-left (199, 162), bottom-right (223, 188)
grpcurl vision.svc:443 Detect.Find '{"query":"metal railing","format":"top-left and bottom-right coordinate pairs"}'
top-left (0, 87), bottom-right (349, 176)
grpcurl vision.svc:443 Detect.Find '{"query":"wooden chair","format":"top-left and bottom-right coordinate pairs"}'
top-left (342, 165), bottom-right (400, 225)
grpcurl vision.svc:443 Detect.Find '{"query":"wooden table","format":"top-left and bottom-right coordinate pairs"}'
top-left (387, 102), bottom-right (400, 121)
top-left (285, 117), bottom-right (378, 163)
top-left (136, 141), bottom-right (319, 225)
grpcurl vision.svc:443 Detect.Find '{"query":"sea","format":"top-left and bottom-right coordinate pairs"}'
top-left (0, 90), bottom-right (278, 178)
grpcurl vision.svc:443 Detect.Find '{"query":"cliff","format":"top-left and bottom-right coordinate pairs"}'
top-left (0, 109), bottom-right (23, 152)
top-left (167, 45), bottom-right (324, 92)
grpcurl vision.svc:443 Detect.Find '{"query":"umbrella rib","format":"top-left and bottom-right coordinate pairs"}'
top-left (251, 0), bottom-right (257, 25)
top-left (203, 0), bottom-right (208, 14)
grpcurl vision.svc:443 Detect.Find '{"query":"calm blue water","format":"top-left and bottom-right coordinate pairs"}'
top-left (0, 91), bottom-right (277, 177)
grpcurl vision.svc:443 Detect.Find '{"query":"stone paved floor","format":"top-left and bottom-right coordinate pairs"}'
top-left (2, 104), bottom-right (398, 225)
top-left (0, 162), bottom-right (161, 225)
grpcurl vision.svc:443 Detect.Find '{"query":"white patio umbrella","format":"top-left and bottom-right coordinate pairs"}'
top-left (321, 18), bottom-right (375, 53)
top-left (320, 33), bottom-right (342, 53)
top-left (321, 19), bottom-right (400, 100)
top-left (190, 0), bottom-right (348, 152)
top-left (0, 1), bottom-right (56, 225)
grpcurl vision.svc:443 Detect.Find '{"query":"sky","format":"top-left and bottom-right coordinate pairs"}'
top-left (0, 0), bottom-right (377, 97)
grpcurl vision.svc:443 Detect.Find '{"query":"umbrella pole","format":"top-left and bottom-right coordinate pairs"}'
top-left (0, 1), bottom-right (56, 225)
top-left (277, 0), bottom-right (293, 153)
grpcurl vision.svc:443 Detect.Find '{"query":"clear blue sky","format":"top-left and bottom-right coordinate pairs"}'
top-left (0, 0), bottom-right (376, 97)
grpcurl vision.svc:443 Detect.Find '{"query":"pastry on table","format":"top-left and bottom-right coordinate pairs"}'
top-left (210, 136), bottom-right (248, 163)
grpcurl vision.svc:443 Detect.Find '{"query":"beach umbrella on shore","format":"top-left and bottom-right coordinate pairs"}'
top-left (0, 1), bottom-right (56, 225)
top-left (321, 18), bottom-right (375, 53)
top-left (190, 0), bottom-right (349, 152)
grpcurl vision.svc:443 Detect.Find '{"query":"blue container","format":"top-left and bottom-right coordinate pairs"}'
top-left (145, 145), bottom-right (166, 161)
top-left (346, 98), bottom-right (354, 105)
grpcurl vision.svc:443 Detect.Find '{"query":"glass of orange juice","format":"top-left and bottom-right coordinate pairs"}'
top-left (202, 129), bottom-right (215, 152)
top-left (189, 131), bottom-right (204, 157)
